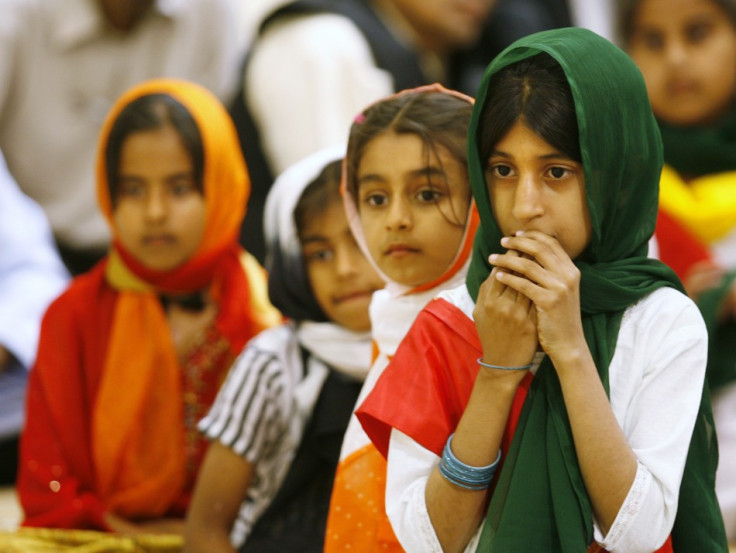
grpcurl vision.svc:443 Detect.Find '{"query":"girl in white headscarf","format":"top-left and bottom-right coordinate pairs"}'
top-left (185, 147), bottom-right (383, 552)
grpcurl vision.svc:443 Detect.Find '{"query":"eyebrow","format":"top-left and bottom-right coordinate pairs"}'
top-left (634, 12), bottom-right (717, 30)
top-left (358, 165), bottom-right (447, 186)
top-left (301, 235), bottom-right (329, 245)
top-left (490, 150), bottom-right (574, 162)
top-left (118, 170), bottom-right (196, 181)
top-left (167, 171), bottom-right (197, 179)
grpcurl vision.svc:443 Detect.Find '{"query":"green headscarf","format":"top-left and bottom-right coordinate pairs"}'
top-left (466, 28), bottom-right (727, 552)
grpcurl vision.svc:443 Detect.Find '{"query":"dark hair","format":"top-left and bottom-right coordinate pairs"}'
top-left (105, 93), bottom-right (204, 205)
top-left (617, 0), bottom-right (736, 45)
top-left (345, 90), bottom-right (473, 226)
top-left (478, 53), bottom-right (580, 167)
top-left (294, 158), bottom-right (343, 240)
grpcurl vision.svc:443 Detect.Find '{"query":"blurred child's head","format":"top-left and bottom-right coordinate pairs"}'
top-left (478, 53), bottom-right (591, 259)
top-left (105, 94), bottom-right (204, 202)
top-left (296, 160), bottom-right (383, 332)
top-left (344, 87), bottom-right (474, 287)
top-left (97, 79), bottom-right (249, 279)
top-left (105, 94), bottom-right (206, 272)
top-left (265, 149), bottom-right (382, 332)
top-left (619, 0), bottom-right (736, 126)
top-left (387, 0), bottom-right (497, 53)
top-left (98, 0), bottom-right (154, 31)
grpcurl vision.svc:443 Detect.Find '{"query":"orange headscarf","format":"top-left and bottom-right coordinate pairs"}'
top-left (92, 79), bottom-right (271, 518)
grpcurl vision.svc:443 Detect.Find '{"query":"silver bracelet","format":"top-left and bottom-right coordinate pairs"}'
top-left (439, 433), bottom-right (501, 490)
top-left (477, 357), bottom-right (532, 371)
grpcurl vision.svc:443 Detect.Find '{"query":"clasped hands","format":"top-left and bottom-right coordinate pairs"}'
top-left (473, 231), bottom-right (586, 373)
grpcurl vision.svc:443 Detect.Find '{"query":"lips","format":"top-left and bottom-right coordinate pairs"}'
top-left (385, 244), bottom-right (419, 258)
top-left (142, 234), bottom-right (176, 246)
top-left (333, 289), bottom-right (375, 305)
top-left (667, 79), bottom-right (698, 95)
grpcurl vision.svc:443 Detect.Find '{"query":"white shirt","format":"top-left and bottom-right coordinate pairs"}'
top-left (567, 0), bottom-right (616, 43)
top-left (384, 286), bottom-right (707, 553)
top-left (0, 150), bottom-right (68, 438)
top-left (0, 0), bottom-right (244, 250)
top-left (0, 150), bottom-right (68, 370)
top-left (246, 13), bottom-right (394, 176)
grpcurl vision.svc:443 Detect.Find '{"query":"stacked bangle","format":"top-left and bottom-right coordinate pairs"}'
top-left (439, 433), bottom-right (501, 490)
top-left (477, 357), bottom-right (532, 371)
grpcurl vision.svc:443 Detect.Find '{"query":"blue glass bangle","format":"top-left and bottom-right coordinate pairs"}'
top-left (439, 433), bottom-right (501, 491)
top-left (477, 357), bottom-right (532, 371)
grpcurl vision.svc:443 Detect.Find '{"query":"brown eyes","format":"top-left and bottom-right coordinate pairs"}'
top-left (488, 165), bottom-right (512, 177)
top-left (549, 167), bottom-right (567, 179)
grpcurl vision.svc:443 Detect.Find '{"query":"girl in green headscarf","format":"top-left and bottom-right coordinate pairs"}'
top-left (357, 27), bottom-right (727, 552)
top-left (620, 0), bottom-right (736, 541)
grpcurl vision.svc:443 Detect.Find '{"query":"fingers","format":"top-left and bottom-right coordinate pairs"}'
top-left (500, 231), bottom-right (570, 271)
top-left (489, 231), bottom-right (582, 316)
top-left (495, 249), bottom-right (523, 302)
top-left (490, 252), bottom-right (545, 287)
top-left (499, 232), bottom-right (579, 290)
top-left (480, 250), bottom-right (532, 314)
top-left (494, 270), bottom-right (540, 308)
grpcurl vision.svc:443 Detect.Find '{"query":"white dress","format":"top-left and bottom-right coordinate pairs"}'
top-left (384, 285), bottom-right (707, 553)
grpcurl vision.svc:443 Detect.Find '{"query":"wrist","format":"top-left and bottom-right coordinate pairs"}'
top-left (477, 357), bottom-right (532, 371)
top-left (478, 349), bottom-right (534, 372)
top-left (548, 344), bottom-right (592, 375)
top-left (474, 362), bottom-right (528, 391)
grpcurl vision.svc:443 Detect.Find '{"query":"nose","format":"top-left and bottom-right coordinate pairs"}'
top-left (144, 185), bottom-right (168, 222)
top-left (386, 196), bottom-right (412, 231)
top-left (511, 174), bottom-right (544, 222)
top-left (665, 38), bottom-right (688, 68)
top-left (334, 241), bottom-right (361, 279)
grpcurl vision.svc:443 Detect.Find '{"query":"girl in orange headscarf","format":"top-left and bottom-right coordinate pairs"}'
top-left (17, 79), bottom-right (280, 535)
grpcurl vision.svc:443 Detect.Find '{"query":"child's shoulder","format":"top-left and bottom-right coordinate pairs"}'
top-left (244, 321), bottom-right (297, 351)
top-left (221, 322), bottom-right (309, 403)
top-left (622, 286), bottom-right (706, 341)
top-left (233, 322), bottom-right (303, 377)
top-left (435, 283), bottom-right (474, 319)
top-left (44, 261), bottom-right (112, 319)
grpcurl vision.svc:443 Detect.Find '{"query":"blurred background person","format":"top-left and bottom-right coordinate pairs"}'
top-left (0, 0), bottom-right (247, 275)
top-left (619, 0), bottom-right (736, 542)
top-left (231, 0), bottom-right (577, 262)
top-left (0, 149), bottom-right (68, 487)
top-left (17, 79), bottom-right (280, 535)
top-left (567, 0), bottom-right (615, 41)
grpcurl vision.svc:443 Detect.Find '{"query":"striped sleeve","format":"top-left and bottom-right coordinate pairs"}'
top-left (199, 345), bottom-right (289, 463)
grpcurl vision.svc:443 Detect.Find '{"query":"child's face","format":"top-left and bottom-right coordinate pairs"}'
top-left (301, 198), bottom-right (383, 332)
top-left (112, 125), bottom-right (206, 272)
top-left (390, 0), bottom-right (495, 52)
top-left (356, 132), bottom-right (470, 287)
top-left (627, 0), bottom-right (736, 126)
top-left (486, 120), bottom-right (591, 260)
